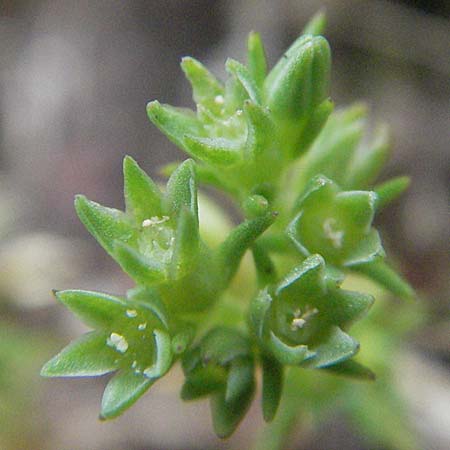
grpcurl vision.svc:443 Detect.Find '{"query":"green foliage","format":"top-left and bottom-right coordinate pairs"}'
top-left (42, 12), bottom-right (416, 444)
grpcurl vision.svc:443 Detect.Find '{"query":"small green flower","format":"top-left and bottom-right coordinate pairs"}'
top-left (288, 175), bottom-right (384, 269)
top-left (75, 157), bottom-right (200, 286)
top-left (249, 254), bottom-right (373, 368)
top-left (181, 327), bottom-right (255, 438)
top-left (41, 289), bottom-right (173, 419)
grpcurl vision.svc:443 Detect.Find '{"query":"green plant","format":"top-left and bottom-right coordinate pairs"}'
top-left (42, 12), bottom-right (415, 443)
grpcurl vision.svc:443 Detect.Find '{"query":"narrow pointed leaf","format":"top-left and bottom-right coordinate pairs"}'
top-left (114, 241), bottom-right (166, 285)
top-left (305, 326), bottom-right (359, 368)
top-left (247, 31), bottom-right (267, 88)
top-left (294, 98), bottom-right (334, 156)
top-left (210, 380), bottom-right (255, 438)
top-left (100, 369), bottom-right (154, 420)
top-left (325, 289), bottom-right (374, 327)
top-left (218, 211), bottom-right (277, 285)
top-left (183, 135), bottom-right (242, 166)
top-left (180, 56), bottom-right (224, 114)
top-left (147, 100), bottom-right (204, 150)
top-left (123, 156), bottom-right (162, 222)
top-left (275, 254), bottom-right (325, 298)
top-left (181, 366), bottom-right (226, 400)
top-left (143, 329), bottom-right (172, 379)
top-left (335, 190), bottom-right (377, 232)
top-left (41, 331), bottom-right (117, 377)
top-left (164, 159), bottom-right (198, 219)
top-left (343, 229), bottom-right (385, 267)
top-left (355, 260), bottom-right (414, 300)
top-left (244, 101), bottom-right (274, 160)
top-left (75, 195), bottom-right (135, 256)
top-left (249, 288), bottom-right (273, 339)
top-left (322, 359), bottom-right (376, 380)
top-left (268, 332), bottom-right (315, 365)
top-left (226, 58), bottom-right (261, 104)
top-left (225, 358), bottom-right (254, 404)
top-left (375, 176), bottom-right (410, 209)
top-left (264, 35), bottom-right (330, 120)
top-left (54, 290), bottom-right (127, 329)
top-left (261, 355), bottom-right (283, 422)
top-left (252, 242), bottom-right (277, 287)
top-left (345, 124), bottom-right (390, 189)
top-left (302, 10), bottom-right (327, 35)
top-left (170, 206), bottom-right (199, 279)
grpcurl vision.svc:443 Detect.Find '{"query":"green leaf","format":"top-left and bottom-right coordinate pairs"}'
top-left (325, 289), bottom-right (374, 327)
top-left (335, 190), bottom-right (377, 232)
top-left (302, 10), bottom-right (327, 35)
top-left (247, 31), bottom-right (267, 88)
top-left (181, 365), bottom-right (227, 400)
top-left (344, 124), bottom-right (390, 189)
top-left (114, 241), bottom-right (166, 285)
top-left (305, 326), bottom-right (359, 368)
top-left (261, 355), bottom-right (283, 422)
top-left (275, 254), bottom-right (325, 299)
top-left (249, 288), bottom-right (273, 339)
top-left (355, 260), bottom-right (414, 300)
top-left (322, 359), bottom-right (375, 380)
top-left (244, 101), bottom-right (274, 160)
top-left (225, 358), bottom-right (254, 403)
top-left (294, 98), bottom-right (334, 156)
top-left (210, 378), bottom-right (255, 438)
top-left (147, 100), bottom-right (204, 150)
top-left (183, 135), bottom-right (243, 166)
top-left (252, 242), bottom-right (277, 286)
top-left (54, 290), bottom-right (128, 329)
top-left (123, 156), bottom-right (162, 222)
top-left (264, 35), bottom-right (330, 120)
top-left (218, 211), bottom-right (277, 285)
top-left (268, 332), bottom-right (315, 365)
top-left (169, 206), bottom-right (199, 279)
top-left (100, 369), bottom-right (154, 420)
top-left (180, 56), bottom-right (224, 115)
top-left (164, 159), bottom-right (198, 220)
top-left (142, 329), bottom-right (172, 379)
top-left (41, 331), bottom-right (117, 377)
top-left (343, 229), bottom-right (385, 267)
top-left (75, 195), bottom-right (135, 257)
top-left (226, 58), bottom-right (261, 104)
top-left (374, 176), bottom-right (410, 209)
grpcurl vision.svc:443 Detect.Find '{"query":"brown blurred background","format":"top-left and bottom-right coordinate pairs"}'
top-left (0, 1), bottom-right (448, 449)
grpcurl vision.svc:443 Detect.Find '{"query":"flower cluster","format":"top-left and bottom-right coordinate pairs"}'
top-left (42, 12), bottom-right (414, 439)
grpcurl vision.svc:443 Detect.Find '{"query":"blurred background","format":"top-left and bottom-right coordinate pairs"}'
top-left (0, 0), bottom-right (448, 449)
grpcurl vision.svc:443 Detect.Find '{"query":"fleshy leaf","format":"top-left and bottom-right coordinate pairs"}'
top-left (180, 56), bottom-right (224, 115)
top-left (169, 206), bottom-right (199, 279)
top-left (183, 135), bottom-right (243, 166)
top-left (225, 358), bottom-right (254, 403)
top-left (343, 229), bottom-right (385, 267)
top-left (54, 290), bottom-right (128, 329)
top-left (268, 332), bottom-right (316, 365)
top-left (75, 195), bottom-right (135, 257)
top-left (244, 101), bottom-right (274, 160)
top-left (261, 355), bottom-right (283, 422)
top-left (164, 159), bottom-right (198, 220)
top-left (147, 101), bottom-right (204, 150)
top-left (322, 359), bottom-right (376, 380)
top-left (114, 241), bottom-right (166, 285)
top-left (210, 379), bottom-right (255, 438)
top-left (226, 58), bottom-right (261, 104)
top-left (305, 326), bottom-right (359, 368)
top-left (100, 369), bottom-right (154, 420)
top-left (41, 331), bottom-right (117, 377)
top-left (247, 31), bottom-right (267, 88)
top-left (123, 156), bottom-right (162, 222)
top-left (181, 365), bottom-right (226, 400)
top-left (302, 9), bottom-right (327, 35)
top-left (374, 176), bottom-right (410, 209)
top-left (142, 329), bottom-right (172, 379)
top-left (355, 260), bottom-right (414, 300)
